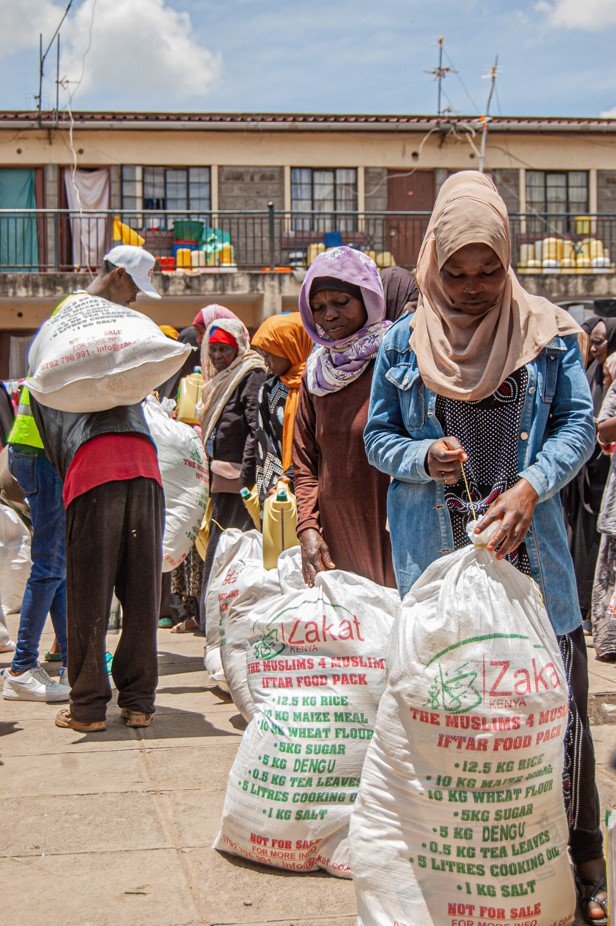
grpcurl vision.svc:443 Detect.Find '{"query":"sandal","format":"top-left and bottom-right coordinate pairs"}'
top-left (44, 650), bottom-right (63, 661)
top-left (55, 708), bottom-right (106, 733)
top-left (170, 617), bottom-right (200, 634)
top-left (575, 873), bottom-right (608, 926)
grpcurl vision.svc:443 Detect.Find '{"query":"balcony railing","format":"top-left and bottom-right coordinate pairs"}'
top-left (1, 207), bottom-right (615, 275)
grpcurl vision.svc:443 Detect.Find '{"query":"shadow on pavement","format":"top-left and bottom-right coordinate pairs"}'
top-left (60, 704), bottom-right (239, 745)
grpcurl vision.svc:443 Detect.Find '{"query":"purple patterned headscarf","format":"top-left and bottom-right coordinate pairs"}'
top-left (299, 247), bottom-right (390, 395)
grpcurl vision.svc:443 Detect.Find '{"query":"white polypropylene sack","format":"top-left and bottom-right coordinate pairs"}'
top-left (219, 542), bottom-right (303, 719)
top-left (0, 504), bottom-right (32, 613)
top-left (143, 396), bottom-right (208, 572)
top-left (350, 522), bottom-right (576, 926)
top-left (214, 569), bottom-right (399, 876)
top-left (28, 294), bottom-right (190, 412)
top-left (204, 529), bottom-right (269, 695)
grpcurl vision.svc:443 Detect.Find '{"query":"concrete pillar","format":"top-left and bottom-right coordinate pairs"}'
top-left (283, 166), bottom-right (292, 238)
top-left (44, 165), bottom-right (58, 269)
top-left (211, 164), bottom-right (219, 213)
top-left (254, 276), bottom-right (282, 325)
top-left (519, 169), bottom-right (526, 234)
top-left (109, 165), bottom-right (121, 210)
top-left (589, 168), bottom-right (597, 215)
top-left (357, 166), bottom-right (365, 232)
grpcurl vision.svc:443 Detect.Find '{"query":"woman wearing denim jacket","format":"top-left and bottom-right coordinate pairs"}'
top-left (365, 172), bottom-right (606, 925)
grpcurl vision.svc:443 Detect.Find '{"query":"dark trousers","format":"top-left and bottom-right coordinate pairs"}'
top-left (559, 626), bottom-right (603, 864)
top-left (66, 478), bottom-right (163, 723)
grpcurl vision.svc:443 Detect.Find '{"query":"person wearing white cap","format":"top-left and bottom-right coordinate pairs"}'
top-left (14, 247), bottom-right (165, 733)
top-left (3, 245), bottom-right (161, 708)
top-left (93, 244), bottom-right (161, 304)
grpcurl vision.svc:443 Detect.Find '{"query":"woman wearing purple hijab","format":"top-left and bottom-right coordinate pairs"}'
top-left (294, 247), bottom-right (396, 589)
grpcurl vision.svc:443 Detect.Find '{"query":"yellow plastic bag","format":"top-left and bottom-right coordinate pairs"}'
top-left (112, 216), bottom-right (145, 247)
top-left (195, 497), bottom-right (213, 560)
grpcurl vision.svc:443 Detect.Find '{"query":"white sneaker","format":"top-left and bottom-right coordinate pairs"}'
top-left (0, 640), bottom-right (16, 653)
top-left (2, 666), bottom-right (70, 702)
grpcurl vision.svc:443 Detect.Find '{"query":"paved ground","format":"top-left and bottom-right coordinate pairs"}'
top-left (1, 613), bottom-right (614, 926)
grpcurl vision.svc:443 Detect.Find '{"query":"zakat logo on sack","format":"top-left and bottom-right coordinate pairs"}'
top-left (426, 642), bottom-right (564, 715)
top-left (280, 605), bottom-right (365, 650)
top-left (253, 603), bottom-right (365, 655)
top-left (428, 662), bottom-right (482, 714)
top-left (483, 656), bottom-right (563, 704)
top-left (252, 624), bottom-right (285, 660)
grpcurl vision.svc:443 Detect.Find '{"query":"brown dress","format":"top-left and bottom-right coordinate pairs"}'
top-left (293, 362), bottom-right (396, 588)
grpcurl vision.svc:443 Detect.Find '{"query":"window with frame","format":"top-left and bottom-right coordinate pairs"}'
top-left (525, 171), bottom-right (588, 235)
top-left (121, 166), bottom-right (211, 229)
top-left (291, 168), bottom-right (357, 233)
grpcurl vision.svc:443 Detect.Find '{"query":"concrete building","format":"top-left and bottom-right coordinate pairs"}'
top-left (1, 110), bottom-right (616, 377)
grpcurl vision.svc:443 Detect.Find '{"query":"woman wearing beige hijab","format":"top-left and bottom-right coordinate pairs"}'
top-left (365, 171), bottom-right (607, 924)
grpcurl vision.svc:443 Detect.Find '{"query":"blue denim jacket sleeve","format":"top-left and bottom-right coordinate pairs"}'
top-left (365, 326), bottom-right (595, 500)
top-left (518, 335), bottom-right (595, 502)
top-left (364, 331), bottom-right (435, 483)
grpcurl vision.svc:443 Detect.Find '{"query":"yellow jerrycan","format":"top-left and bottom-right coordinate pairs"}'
top-left (240, 484), bottom-right (261, 529)
top-left (176, 367), bottom-right (205, 425)
top-left (262, 480), bottom-right (300, 569)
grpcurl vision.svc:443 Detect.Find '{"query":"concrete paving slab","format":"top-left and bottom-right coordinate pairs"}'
top-left (186, 847), bottom-right (356, 924)
top-left (588, 723), bottom-right (616, 764)
top-left (0, 849), bottom-right (203, 926)
top-left (160, 789), bottom-right (226, 846)
top-left (221, 920), bottom-right (356, 926)
top-left (0, 792), bottom-right (171, 857)
top-left (2, 746), bottom-right (151, 796)
top-left (144, 742), bottom-right (237, 793)
top-left (588, 658), bottom-right (616, 691)
top-left (0, 713), bottom-right (142, 756)
top-left (155, 683), bottom-right (236, 715)
top-left (137, 706), bottom-right (244, 748)
top-left (589, 690), bottom-right (616, 724)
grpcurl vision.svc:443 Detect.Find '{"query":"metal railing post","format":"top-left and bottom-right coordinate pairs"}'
top-left (268, 202), bottom-right (275, 272)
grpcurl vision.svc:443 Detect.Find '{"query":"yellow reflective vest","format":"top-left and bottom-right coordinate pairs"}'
top-left (7, 292), bottom-right (86, 449)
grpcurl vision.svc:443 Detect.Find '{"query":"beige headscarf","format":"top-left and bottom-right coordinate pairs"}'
top-left (411, 171), bottom-right (583, 402)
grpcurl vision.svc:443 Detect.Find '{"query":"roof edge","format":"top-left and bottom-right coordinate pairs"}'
top-left (0, 111), bottom-right (615, 133)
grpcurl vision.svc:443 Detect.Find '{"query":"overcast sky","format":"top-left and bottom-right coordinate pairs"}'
top-left (0, 0), bottom-right (615, 118)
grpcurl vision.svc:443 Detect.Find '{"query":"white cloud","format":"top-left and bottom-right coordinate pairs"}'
top-left (58, 0), bottom-right (221, 105)
top-left (536, 0), bottom-right (616, 30)
top-left (600, 106), bottom-right (616, 117)
top-left (0, 0), bottom-right (67, 55)
top-left (0, 0), bottom-right (221, 106)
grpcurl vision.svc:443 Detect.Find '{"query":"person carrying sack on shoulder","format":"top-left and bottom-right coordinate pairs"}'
top-left (4, 246), bottom-right (162, 732)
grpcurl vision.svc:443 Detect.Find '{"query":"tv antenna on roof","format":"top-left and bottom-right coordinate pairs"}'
top-left (425, 36), bottom-right (457, 124)
top-left (478, 55), bottom-right (500, 172)
top-left (34, 0), bottom-right (76, 124)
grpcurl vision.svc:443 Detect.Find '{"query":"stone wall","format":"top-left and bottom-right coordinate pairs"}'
top-left (364, 168), bottom-right (388, 212)
top-left (218, 166), bottom-right (284, 211)
top-left (434, 168), bottom-right (521, 214)
top-left (217, 167), bottom-right (284, 267)
top-left (597, 171), bottom-right (616, 213)
top-left (44, 165), bottom-right (59, 266)
top-left (492, 169), bottom-right (520, 213)
top-left (109, 165), bottom-right (122, 211)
